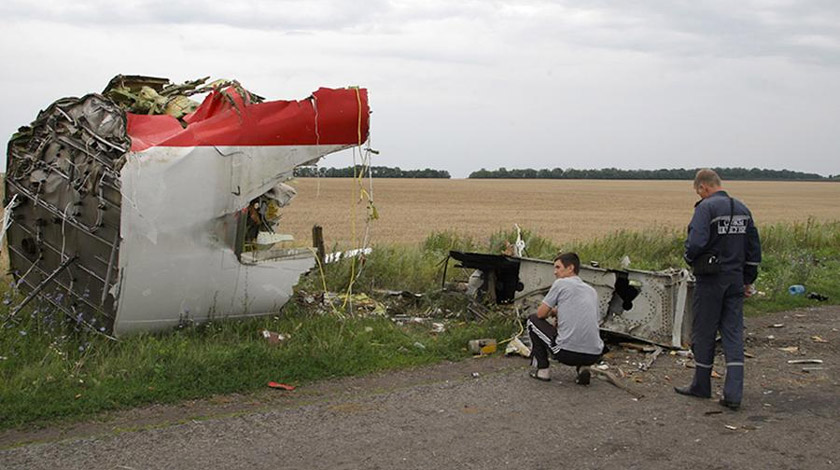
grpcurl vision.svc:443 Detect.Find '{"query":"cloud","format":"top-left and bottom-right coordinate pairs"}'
top-left (1, 1), bottom-right (839, 177)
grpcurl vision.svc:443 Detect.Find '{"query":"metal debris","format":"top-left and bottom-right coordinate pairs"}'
top-left (448, 250), bottom-right (696, 347)
top-left (4, 75), bottom-right (371, 335)
top-left (638, 346), bottom-right (664, 371)
top-left (787, 359), bottom-right (823, 364)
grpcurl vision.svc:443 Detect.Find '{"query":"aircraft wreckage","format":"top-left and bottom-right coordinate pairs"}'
top-left (3, 75), bottom-right (370, 336)
top-left (448, 250), bottom-right (695, 348)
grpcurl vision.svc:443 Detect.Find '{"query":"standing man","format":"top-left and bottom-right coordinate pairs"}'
top-left (676, 169), bottom-right (762, 410)
top-left (526, 252), bottom-right (605, 385)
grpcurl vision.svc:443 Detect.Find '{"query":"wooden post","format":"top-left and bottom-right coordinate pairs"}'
top-left (312, 225), bottom-right (325, 265)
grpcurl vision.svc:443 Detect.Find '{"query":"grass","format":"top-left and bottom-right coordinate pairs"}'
top-left (2, 220), bottom-right (840, 429)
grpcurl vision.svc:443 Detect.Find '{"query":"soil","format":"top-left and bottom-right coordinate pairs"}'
top-left (1, 305), bottom-right (838, 469)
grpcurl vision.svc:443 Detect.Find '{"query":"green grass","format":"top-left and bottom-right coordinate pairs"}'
top-left (2, 219), bottom-right (839, 429)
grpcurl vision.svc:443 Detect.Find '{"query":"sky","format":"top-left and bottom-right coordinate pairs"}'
top-left (1, 1), bottom-right (839, 178)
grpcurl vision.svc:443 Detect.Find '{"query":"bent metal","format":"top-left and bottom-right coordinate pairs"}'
top-left (3, 75), bottom-right (370, 336)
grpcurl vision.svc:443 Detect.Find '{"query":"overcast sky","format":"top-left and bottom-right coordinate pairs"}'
top-left (1, 0), bottom-right (838, 178)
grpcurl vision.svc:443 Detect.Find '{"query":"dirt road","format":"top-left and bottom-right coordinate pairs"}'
top-left (2, 306), bottom-right (838, 469)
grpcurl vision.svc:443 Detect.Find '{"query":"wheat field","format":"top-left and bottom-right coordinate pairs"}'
top-left (278, 178), bottom-right (840, 248)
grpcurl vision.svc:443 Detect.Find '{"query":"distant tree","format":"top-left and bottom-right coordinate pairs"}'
top-left (467, 167), bottom-right (828, 181)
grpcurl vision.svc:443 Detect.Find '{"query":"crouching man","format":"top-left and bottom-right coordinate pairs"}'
top-left (526, 252), bottom-right (605, 385)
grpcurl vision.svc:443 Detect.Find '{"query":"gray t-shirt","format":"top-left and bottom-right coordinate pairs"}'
top-left (542, 276), bottom-right (604, 355)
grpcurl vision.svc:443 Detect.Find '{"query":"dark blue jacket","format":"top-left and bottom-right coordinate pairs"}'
top-left (684, 190), bottom-right (762, 283)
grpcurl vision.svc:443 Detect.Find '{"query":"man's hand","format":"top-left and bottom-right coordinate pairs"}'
top-left (744, 284), bottom-right (756, 298)
top-left (536, 302), bottom-right (553, 319)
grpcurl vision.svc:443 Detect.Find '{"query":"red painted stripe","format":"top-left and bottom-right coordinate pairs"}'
top-left (126, 87), bottom-right (369, 152)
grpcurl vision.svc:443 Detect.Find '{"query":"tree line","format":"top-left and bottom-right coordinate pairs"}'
top-left (468, 167), bottom-right (832, 180)
top-left (294, 166), bottom-right (450, 178)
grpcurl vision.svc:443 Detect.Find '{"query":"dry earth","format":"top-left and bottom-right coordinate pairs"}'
top-left (280, 179), bottom-right (840, 247)
top-left (2, 305), bottom-right (838, 469)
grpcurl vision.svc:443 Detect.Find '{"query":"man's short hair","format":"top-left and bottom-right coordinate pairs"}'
top-left (553, 252), bottom-right (581, 274)
top-left (694, 168), bottom-right (722, 189)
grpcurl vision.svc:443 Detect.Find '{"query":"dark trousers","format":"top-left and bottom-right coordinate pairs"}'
top-left (689, 275), bottom-right (745, 403)
top-left (526, 314), bottom-right (601, 369)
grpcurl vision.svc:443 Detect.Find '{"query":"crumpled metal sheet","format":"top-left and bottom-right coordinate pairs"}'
top-left (5, 76), bottom-right (370, 336)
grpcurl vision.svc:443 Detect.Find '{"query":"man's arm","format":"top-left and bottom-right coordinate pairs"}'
top-left (744, 211), bottom-right (761, 285)
top-left (536, 302), bottom-right (554, 319)
top-left (538, 280), bottom-right (562, 319)
top-left (684, 203), bottom-right (711, 263)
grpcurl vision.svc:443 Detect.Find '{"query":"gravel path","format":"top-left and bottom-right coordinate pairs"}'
top-left (2, 306), bottom-right (839, 469)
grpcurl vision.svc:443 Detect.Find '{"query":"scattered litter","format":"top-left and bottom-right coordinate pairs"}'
top-left (788, 285), bottom-right (806, 296)
top-left (779, 346), bottom-right (800, 353)
top-left (675, 350), bottom-right (693, 358)
top-left (471, 372), bottom-right (480, 378)
top-left (413, 342), bottom-right (426, 350)
top-left (364, 327), bottom-right (374, 333)
top-left (592, 369), bottom-right (644, 399)
top-left (787, 359), bottom-right (823, 365)
top-left (807, 292), bottom-right (829, 301)
top-left (802, 367), bottom-right (824, 372)
top-left (638, 346), bottom-right (663, 371)
top-left (324, 247), bottom-right (373, 264)
top-left (704, 410), bottom-right (723, 415)
top-left (744, 352), bottom-right (755, 358)
top-left (267, 382), bottom-right (295, 391)
top-left (619, 342), bottom-right (656, 353)
top-left (711, 370), bottom-right (722, 379)
top-left (769, 323), bottom-right (784, 328)
top-left (724, 425), bottom-right (738, 431)
top-left (594, 364), bottom-right (610, 371)
top-left (793, 313), bottom-right (806, 318)
top-left (767, 335), bottom-right (776, 340)
top-left (325, 292), bottom-right (386, 316)
top-left (763, 403), bottom-right (772, 407)
top-left (431, 322), bottom-right (446, 334)
top-left (468, 338), bottom-right (497, 355)
top-left (812, 336), bottom-right (829, 343)
top-left (373, 289), bottom-right (423, 299)
top-left (504, 337), bottom-right (531, 357)
top-left (261, 330), bottom-right (287, 344)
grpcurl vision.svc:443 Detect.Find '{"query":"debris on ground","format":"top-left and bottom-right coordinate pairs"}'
top-left (592, 369), bottom-right (645, 399)
top-left (787, 359), bottom-right (824, 364)
top-left (261, 330), bottom-right (288, 344)
top-left (267, 382), bottom-right (296, 391)
top-left (788, 285), bottom-right (806, 295)
top-left (468, 338), bottom-right (497, 355)
top-left (504, 337), bottom-right (531, 357)
top-left (4, 75), bottom-right (371, 336)
top-left (638, 346), bottom-right (664, 371)
top-left (619, 342), bottom-right (657, 353)
top-left (811, 335), bottom-right (829, 343)
top-left (807, 292), bottom-right (829, 301)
